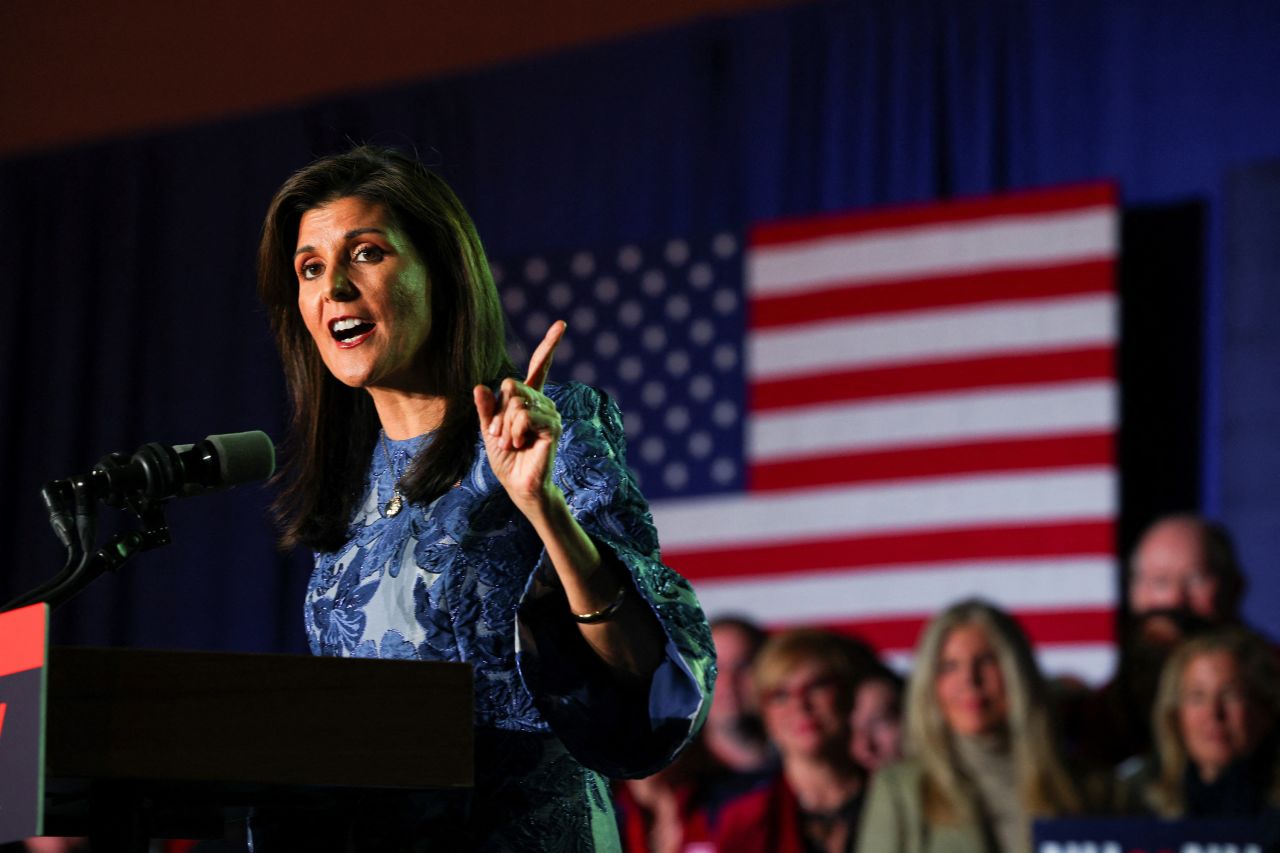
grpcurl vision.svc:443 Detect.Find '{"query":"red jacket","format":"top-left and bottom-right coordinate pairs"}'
top-left (616, 781), bottom-right (713, 852)
top-left (714, 775), bottom-right (807, 853)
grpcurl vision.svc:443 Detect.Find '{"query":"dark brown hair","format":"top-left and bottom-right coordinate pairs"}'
top-left (257, 146), bottom-right (515, 550)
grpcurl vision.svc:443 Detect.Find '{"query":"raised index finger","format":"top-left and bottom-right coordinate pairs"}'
top-left (525, 320), bottom-right (566, 392)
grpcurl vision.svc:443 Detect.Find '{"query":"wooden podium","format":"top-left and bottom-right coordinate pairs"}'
top-left (43, 647), bottom-right (473, 849)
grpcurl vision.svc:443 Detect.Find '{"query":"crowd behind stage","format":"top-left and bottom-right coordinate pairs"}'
top-left (614, 513), bottom-right (1280, 853)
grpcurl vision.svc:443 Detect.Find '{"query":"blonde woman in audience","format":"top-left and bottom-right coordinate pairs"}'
top-left (857, 600), bottom-right (1084, 853)
top-left (1116, 626), bottom-right (1280, 818)
top-left (716, 629), bottom-right (875, 853)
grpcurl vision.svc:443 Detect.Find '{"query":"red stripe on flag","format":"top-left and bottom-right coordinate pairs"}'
top-left (749, 261), bottom-right (1113, 329)
top-left (751, 183), bottom-right (1117, 248)
top-left (750, 346), bottom-right (1115, 411)
top-left (747, 345), bottom-right (1111, 412)
top-left (749, 432), bottom-right (1114, 492)
top-left (667, 520), bottom-right (1115, 581)
top-left (814, 607), bottom-right (1116, 653)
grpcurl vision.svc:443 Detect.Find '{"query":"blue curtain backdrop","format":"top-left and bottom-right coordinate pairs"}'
top-left (2, 0), bottom-right (1278, 651)
top-left (1223, 163), bottom-right (1280, 634)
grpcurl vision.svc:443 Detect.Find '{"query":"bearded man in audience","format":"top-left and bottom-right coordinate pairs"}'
top-left (1128, 514), bottom-right (1245, 624)
top-left (1066, 513), bottom-right (1246, 767)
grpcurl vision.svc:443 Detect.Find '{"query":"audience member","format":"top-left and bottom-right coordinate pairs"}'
top-left (1062, 608), bottom-right (1213, 768)
top-left (1115, 626), bottom-right (1280, 818)
top-left (716, 629), bottom-right (872, 853)
top-left (615, 740), bottom-right (719, 853)
top-left (705, 617), bottom-right (775, 776)
top-left (618, 616), bottom-right (774, 851)
top-left (1060, 513), bottom-right (1241, 768)
top-left (850, 663), bottom-right (905, 774)
top-left (1128, 514), bottom-right (1245, 624)
top-left (858, 600), bottom-right (1085, 853)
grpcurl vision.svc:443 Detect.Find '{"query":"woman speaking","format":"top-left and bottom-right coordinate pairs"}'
top-left (257, 146), bottom-right (715, 850)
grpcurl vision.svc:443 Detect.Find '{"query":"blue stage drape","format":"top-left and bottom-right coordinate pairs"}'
top-left (2, 0), bottom-right (1279, 651)
top-left (1223, 163), bottom-right (1280, 635)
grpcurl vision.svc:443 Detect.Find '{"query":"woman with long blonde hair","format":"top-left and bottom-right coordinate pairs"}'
top-left (1117, 626), bottom-right (1280, 818)
top-left (857, 600), bottom-right (1082, 853)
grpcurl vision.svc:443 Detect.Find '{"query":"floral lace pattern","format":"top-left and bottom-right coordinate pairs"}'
top-left (305, 382), bottom-right (715, 850)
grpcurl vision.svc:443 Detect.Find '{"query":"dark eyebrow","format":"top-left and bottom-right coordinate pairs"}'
top-left (293, 228), bottom-right (388, 259)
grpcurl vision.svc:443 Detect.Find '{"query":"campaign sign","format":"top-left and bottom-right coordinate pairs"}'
top-left (0, 603), bottom-right (48, 843)
top-left (1035, 816), bottom-right (1271, 853)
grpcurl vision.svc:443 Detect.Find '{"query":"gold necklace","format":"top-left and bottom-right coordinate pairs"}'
top-left (379, 432), bottom-right (406, 517)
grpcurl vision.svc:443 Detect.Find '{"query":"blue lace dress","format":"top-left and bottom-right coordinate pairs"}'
top-left (304, 382), bottom-right (716, 851)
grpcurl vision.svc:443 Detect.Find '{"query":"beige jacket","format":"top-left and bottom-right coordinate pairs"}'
top-left (855, 760), bottom-right (994, 853)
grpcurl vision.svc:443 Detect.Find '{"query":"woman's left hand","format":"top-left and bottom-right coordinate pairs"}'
top-left (476, 320), bottom-right (664, 679)
top-left (473, 321), bottom-right (567, 517)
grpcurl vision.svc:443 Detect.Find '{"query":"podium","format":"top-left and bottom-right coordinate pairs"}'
top-left (43, 647), bottom-right (473, 849)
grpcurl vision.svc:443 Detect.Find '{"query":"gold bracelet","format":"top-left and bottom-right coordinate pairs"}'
top-left (572, 584), bottom-right (627, 624)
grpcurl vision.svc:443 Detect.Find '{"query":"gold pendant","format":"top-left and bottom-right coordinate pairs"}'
top-left (385, 494), bottom-right (403, 517)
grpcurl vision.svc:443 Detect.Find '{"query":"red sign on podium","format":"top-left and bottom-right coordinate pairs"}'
top-left (0, 603), bottom-right (49, 843)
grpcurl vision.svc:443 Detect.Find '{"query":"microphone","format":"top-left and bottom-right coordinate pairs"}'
top-left (64, 430), bottom-right (276, 505)
top-left (6, 431), bottom-right (276, 613)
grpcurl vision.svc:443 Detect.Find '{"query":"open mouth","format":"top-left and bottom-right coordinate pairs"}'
top-left (329, 317), bottom-right (376, 347)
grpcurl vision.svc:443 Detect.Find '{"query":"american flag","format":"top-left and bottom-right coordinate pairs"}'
top-left (496, 183), bottom-right (1119, 683)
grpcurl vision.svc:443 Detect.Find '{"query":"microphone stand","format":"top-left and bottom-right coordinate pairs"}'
top-left (2, 453), bottom-right (173, 613)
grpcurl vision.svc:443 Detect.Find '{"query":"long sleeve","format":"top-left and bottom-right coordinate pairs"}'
top-left (514, 382), bottom-right (716, 779)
